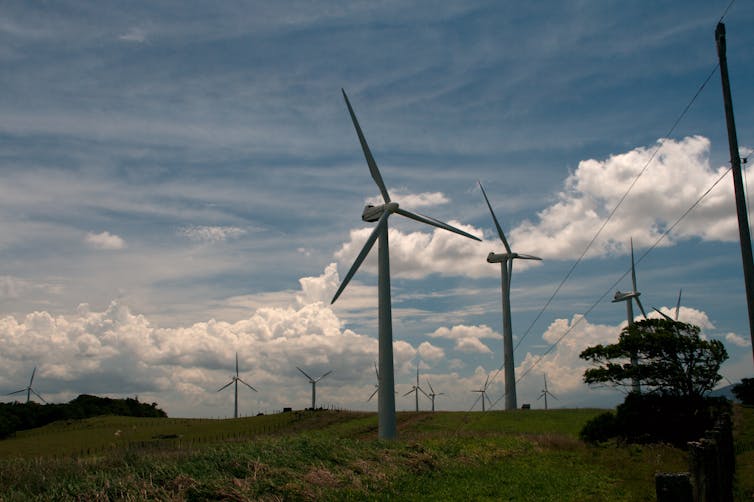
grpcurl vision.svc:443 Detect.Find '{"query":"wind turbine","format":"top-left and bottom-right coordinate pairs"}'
top-left (471, 375), bottom-right (492, 412)
top-left (367, 361), bottom-right (380, 402)
top-left (216, 353), bottom-right (257, 419)
top-left (331, 89), bottom-right (481, 439)
top-left (612, 238), bottom-right (648, 394)
top-left (537, 374), bottom-right (558, 411)
top-left (425, 379), bottom-right (445, 412)
top-left (7, 367), bottom-right (45, 404)
top-left (479, 182), bottom-right (542, 410)
top-left (297, 367), bottom-right (332, 410)
top-left (402, 365), bottom-right (428, 412)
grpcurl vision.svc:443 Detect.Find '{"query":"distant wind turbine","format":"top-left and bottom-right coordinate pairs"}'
top-left (537, 374), bottom-right (558, 411)
top-left (367, 361), bottom-right (380, 402)
top-left (402, 365), bottom-right (428, 412)
top-left (297, 367), bottom-right (332, 410)
top-left (471, 375), bottom-right (492, 412)
top-left (216, 353), bottom-right (257, 419)
top-left (612, 238), bottom-right (648, 394)
top-left (479, 181), bottom-right (542, 410)
top-left (7, 366), bottom-right (45, 404)
top-left (425, 379), bottom-right (445, 413)
top-left (331, 89), bottom-right (481, 439)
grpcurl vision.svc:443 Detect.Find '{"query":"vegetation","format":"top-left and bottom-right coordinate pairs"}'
top-left (733, 377), bottom-right (754, 405)
top-left (580, 319), bottom-right (728, 398)
top-left (0, 394), bottom-right (166, 439)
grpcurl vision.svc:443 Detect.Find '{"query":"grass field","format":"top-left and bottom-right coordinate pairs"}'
top-left (0, 406), bottom-right (751, 500)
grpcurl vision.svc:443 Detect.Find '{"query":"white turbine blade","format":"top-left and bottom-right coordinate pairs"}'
top-left (217, 380), bottom-right (234, 392)
top-left (237, 378), bottom-right (258, 392)
top-left (419, 387), bottom-right (430, 399)
top-left (634, 296), bottom-right (648, 319)
top-left (630, 238), bottom-right (638, 292)
top-left (7, 389), bottom-right (26, 396)
top-left (516, 253), bottom-right (542, 261)
top-left (317, 370), bottom-right (333, 382)
top-left (367, 388), bottom-right (379, 402)
top-left (297, 366), bottom-right (315, 381)
top-left (31, 389), bottom-right (46, 403)
top-left (374, 361), bottom-right (379, 379)
top-left (402, 388), bottom-right (414, 397)
top-left (394, 207), bottom-right (481, 241)
top-left (675, 289), bottom-right (682, 320)
top-left (341, 89), bottom-right (390, 204)
top-left (29, 367), bottom-right (37, 387)
top-left (478, 181), bottom-right (512, 253)
top-left (426, 380), bottom-right (435, 394)
top-left (653, 307), bottom-right (674, 322)
top-left (331, 212), bottom-right (389, 304)
top-left (235, 353), bottom-right (239, 376)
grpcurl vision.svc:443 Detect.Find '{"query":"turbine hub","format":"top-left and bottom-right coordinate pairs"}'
top-left (361, 202), bottom-right (399, 222)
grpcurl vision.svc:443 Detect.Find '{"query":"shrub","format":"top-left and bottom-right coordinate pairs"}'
top-left (579, 411), bottom-right (618, 444)
top-left (732, 378), bottom-right (754, 406)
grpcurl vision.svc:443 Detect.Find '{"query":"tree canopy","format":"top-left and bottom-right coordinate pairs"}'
top-left (579, 318), bottom-right (728, 399)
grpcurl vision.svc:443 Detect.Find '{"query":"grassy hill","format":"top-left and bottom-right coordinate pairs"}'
top-left (0, 407), bottom-right (751, 500)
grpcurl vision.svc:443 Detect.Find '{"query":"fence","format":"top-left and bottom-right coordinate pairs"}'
top-left (655, 413), bottom-right (734, 502)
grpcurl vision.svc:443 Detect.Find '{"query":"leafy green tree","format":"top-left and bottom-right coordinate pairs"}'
top-left (579, 318), bottom-right (728, 399)
top-left (733, 378), bottom-right (754, 405)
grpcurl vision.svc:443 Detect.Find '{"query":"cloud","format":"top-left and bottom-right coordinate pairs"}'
top-left (428, 324), bottom-right (501, 354)
top-left (417, 341), bottom-right (445, 361)
top-left (85, 231), bottom-right (125, 250)
top-left (118, 27), bottom-right (147, 43)
top-left (510, 136), bottom-right (753, 260)
top-left (179, 225), bottom-right (247, 243)
top-left (725, 333), bottom-right (751, 348)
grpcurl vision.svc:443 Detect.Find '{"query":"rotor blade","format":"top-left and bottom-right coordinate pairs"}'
top-left (374, 361), bottom-right (379, 379)
top-left (478, 181), bottom-right (512, 253)
top-left (367, 388), bottom-right (379, 402)
top-left (30, 367), bottom-right (37, 387)
top-left (394, 208), bottom-right (481, 241)
top-left (653, 307), bottom-right (675, 322)
top-left (419, 387), bottom-right (430, 398)
top-left (630, 238), bottom-right (638, 292)
top-left (484, 374), bottom-right (490, 389)
top-left (7, 389), bottom-right (26, 396)
top-left (331, 212), bottom-right (388, 304)
top-left (485, 393), bottom-right (493, 405)
top-left (235, 353), bottom-right (239, 376)
top-left (634, 295), bottom-right (648, 319)
top-left (316, 370), bottom-right (333, 382)
top-left (296, 367), bottom-right (314, 381)
top-left (341, 89), bottom-right (390, 204)
top-left (217, 380), bottom-right (234, 392)
top-left (537, 393), bottom-right (544, 400)
top-left (237, 378), bottom-right (258, 392)
top-left (515, 253), bottom-right (542, 261)
top-left (549, 392), bottom-right (559, 400)
top-left (675, 289), bottom-right (682, 320)
top-left (31, 389), bottom-right (46, 403)
top-left (403, 389), bottom-right (414, 397)
top-left (426, 380), bottom-right (435, 394)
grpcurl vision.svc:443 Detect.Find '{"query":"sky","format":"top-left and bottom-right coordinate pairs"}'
top-left (1, 1), bottom-right (753, 418)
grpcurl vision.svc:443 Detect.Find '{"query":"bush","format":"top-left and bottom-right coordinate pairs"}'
top-left (579, 411), bottom-right (618, 444)
top-left (732, 378), bottom-right (754, 406)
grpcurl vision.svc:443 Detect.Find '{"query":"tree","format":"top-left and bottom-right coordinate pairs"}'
top-left (579, 318), bottom-right (728, 399)
top-left (732, 378), bottom-right (754, 405)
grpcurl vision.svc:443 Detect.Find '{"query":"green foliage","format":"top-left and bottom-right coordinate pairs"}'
top-left (733, 378), bottom-right (754, 405)
top-left (580, 318), bottom-right (728, 399)
top-left (579, 411), bottom-right (618, 444)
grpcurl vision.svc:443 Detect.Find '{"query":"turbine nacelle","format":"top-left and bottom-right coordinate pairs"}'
top-left (362, 202), bottom-right (399, 222)
top-left (613, 290), bottom-right (640, 302)
top-left (487, 251), bottom-right (513, 263)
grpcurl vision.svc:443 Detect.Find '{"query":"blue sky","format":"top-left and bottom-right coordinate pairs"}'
top-left (1, 1), bottom-right (753, 417)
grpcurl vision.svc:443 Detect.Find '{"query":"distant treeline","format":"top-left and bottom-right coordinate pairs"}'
top-left (0, 394), bottom-right (167, 439)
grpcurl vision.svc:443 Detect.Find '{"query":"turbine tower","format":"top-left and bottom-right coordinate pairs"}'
top-left (537, 374), bottom-right (558, 410)
top-left (612, 238), bottom-right (647, 393)
top-left (297, 367), bottom-right (332, 410)
top-left (472, 375), bottom-right (492, 412)
top-left (332, 89), bottom-right (481, 439)
top-left (216, 353), bottom-right (257, 419)
top-left (479, 182), bottom-right (541, 410)
top-left (402, 365), bottom-right (427, 412)
top-left (425, 379), bottom-right (444, 412)
top-left (7, 367), bottom-right (45, 404)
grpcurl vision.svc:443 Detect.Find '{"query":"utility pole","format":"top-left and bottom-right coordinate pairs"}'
top-left (716, 22), bottom-right (754, 363)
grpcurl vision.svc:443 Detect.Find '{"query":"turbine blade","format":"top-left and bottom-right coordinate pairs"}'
top-left (653, 307), bottom-right (674, 322)
top-left (402, 389), bottom-right (414, 397)
top-left (550, 392), bottom-right (559, 400)
top-left (537, 393), bottom-right (544, 400)
top-left (634, 296), bottom-right (648, 319)
top-left (675, 289), bottom-right (682, 320)
top-left (426, 380), bottom-right (435, 394)
top-left (317, 370), bottom-right (333, 382)
top-left (217, 381), bottom-right (233, 392)
top-left (30, 367), bottom-right (37, 386)
top-left (237, 378), bottom-right (257, 392)
top-left (297, 367), bottom-right (314, 381)
top-left (7, 389), bottom-right (26, 396)
top-left (419, 387), bottom-right (430, 398)
top-left (394, 208), bottom-right (481, 241)
top-left (478, 181), bottom-right (512, 253)
top-left (331, 212), bottom-right (389, 304)
top-left (374, 361), bottom-right (379, 379)
top-left (630, 238), bottom-right (638, 292)
top-left (484, 374), bottom-right (490, 389)
top-left (31, 389), bottom-right (46, 403)
top-left (515, 253), bottom-right (542, 261)
top-left (367, 388), bottom-right (379, 402)
top-left (235, 353), bottom-right (239, 376)
top-left (341, 89), bottom-right (390, 203)
top-left (485, 393), bottom-right (493, 405)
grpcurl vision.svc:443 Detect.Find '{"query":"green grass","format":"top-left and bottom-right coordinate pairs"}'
top-left (0, 407), bottom-right (750, 501)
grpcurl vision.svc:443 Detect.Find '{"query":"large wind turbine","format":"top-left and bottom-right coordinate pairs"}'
top-left (425, 379), bottom-right (445, 413)
top-left (297, 367), bottom-right (332, 410)
top-left (331, 90), bottom-right (481, 439)
top-left (7, 367), bottom-right (45, 404)
top-left (612, 238), bottom-right (648, 393)
top-left (471, 374), bottom-right (492, 412)
top-left (479, 182), bottom-right (541, 411)
top-left (537, 374), bottom-right (558, 411)
top-left (216, 353), bottom-right (257, 419)
top-left (402, 365), bottom-right (427, 413)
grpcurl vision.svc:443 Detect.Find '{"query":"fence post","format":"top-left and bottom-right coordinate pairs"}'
top-left (689, 438), bottom-right (719, 502)
top-left (655, 472), bottom-right (693, 502)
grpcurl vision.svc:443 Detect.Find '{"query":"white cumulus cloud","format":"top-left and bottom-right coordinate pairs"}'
top-left (85, 231), bottom-right (125, 250)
